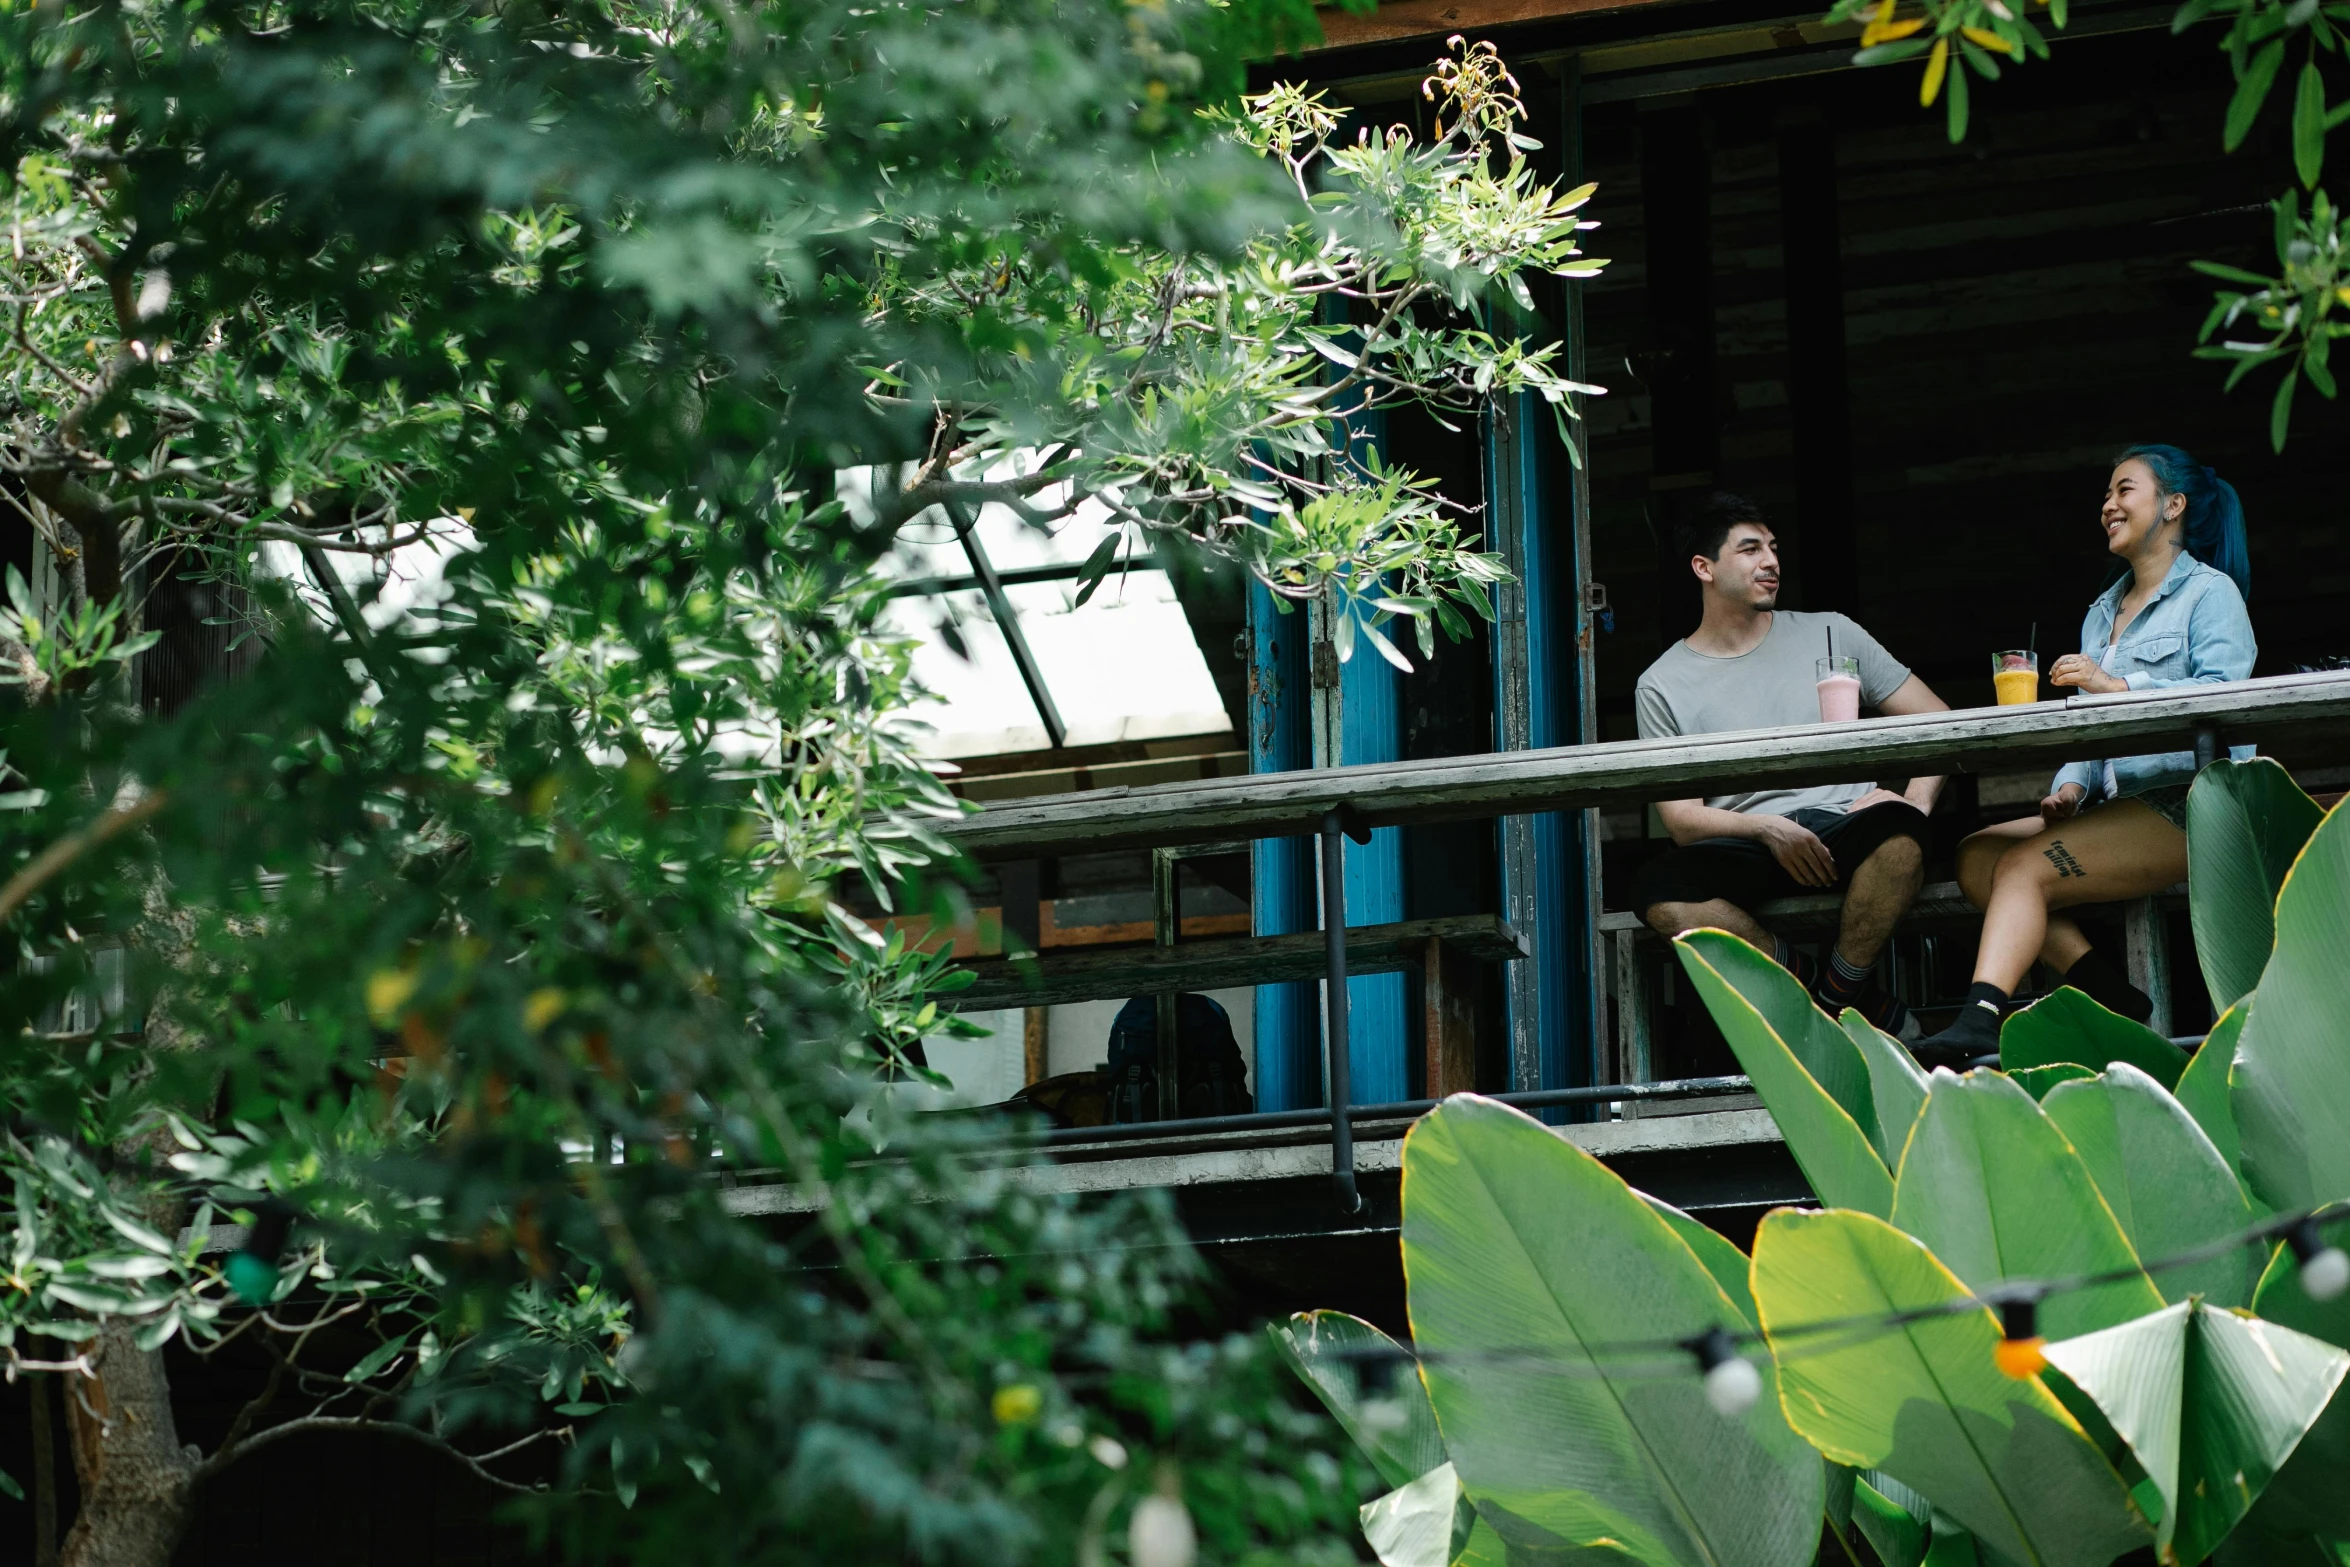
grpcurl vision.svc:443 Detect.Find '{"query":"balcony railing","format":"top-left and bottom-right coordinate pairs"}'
top-left (939, 670), bottom-right (2350, 1210)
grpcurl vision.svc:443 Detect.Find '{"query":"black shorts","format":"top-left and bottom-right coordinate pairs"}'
top-left (1628, 800), bottom-right (1931, 919)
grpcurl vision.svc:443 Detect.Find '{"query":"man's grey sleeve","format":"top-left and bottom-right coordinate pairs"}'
top-left (1633, 681), bottom-right (1678, 741)
top-left (1839, 614), bottom-right (1913, 706)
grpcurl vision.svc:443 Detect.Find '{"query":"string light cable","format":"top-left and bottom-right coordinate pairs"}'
top-left (1327, 1202), bottom-right (2350, 1399)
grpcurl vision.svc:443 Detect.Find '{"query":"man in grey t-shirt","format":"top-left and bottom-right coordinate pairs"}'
top-left (1631, 494), bottom-right (1951, 1042)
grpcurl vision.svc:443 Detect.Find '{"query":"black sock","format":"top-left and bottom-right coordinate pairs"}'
top-left (1918, 981), bottom-right (2009, 1059)
top-left (2058, 948), bottom-right (2154, 1025)
top-left (1817, 948), bottom-right (1872, 1011)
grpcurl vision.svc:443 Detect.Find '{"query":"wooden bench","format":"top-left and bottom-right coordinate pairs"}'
top-left (943, 912), bottom-right (1528, 1100)
top-left (1598, 881), bottom-right (2187, 1085)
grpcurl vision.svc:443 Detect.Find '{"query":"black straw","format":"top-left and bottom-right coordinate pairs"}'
top-left (2028, 622), bottom-right (2037, 656)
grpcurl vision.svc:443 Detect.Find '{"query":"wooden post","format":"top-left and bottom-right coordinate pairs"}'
top-left (1614, 927), bottom-right (1654, 1084)
top-left (1777, 113), bottom-right (1858, 615)
top-left (2124, 898), bottom-right (2173, 1039)
top-left (1022, 1006), bottom-right (1049, 1088)
top-left (1422, 935), bottom-right (1479, 1100)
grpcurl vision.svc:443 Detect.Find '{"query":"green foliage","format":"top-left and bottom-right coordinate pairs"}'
top-left (2044, 1300), bottom-right (2348, 1564)
top-left (1997, 986), bottom-right (2190, 1087)
top-left (2042, 1064), bottom-right (2256, 1306)
top-left (1889, 1070), bottom-right (2165, 1341)
top-left (0, 0), bottom-right (1441, 1556)
top-left (1752, 1208), bottom-right (2150, 1567)
top-left (2187, 760), bottom-right (2326, 1013)
top-left (2194, 191), bottom-right (2350, 453)
top-left (1288, 778), bottom-right (2350, 1567)
top-left (1671, 930), bottom-right (1893, 1217)
top-left (2232, 797), bottom-right (2350, 1211)
top-left (1398, 1096), bottom-right (1823, 1567)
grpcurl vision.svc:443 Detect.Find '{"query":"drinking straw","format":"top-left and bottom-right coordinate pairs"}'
top-left (2028, 622), bottom-right (2036, 656)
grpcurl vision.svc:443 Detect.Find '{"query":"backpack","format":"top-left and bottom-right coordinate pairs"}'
top-left (1103, 993), bottom-right (1254, 1123)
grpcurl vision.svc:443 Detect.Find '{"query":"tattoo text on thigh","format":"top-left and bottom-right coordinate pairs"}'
top-left (2043, 840), bottom-right (2086, 879)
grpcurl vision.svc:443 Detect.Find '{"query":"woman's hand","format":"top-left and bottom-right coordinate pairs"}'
top-left (2040, 783), bottom-right (2087, 826)
top-left (2048, 653), bottom-right (2127, 694)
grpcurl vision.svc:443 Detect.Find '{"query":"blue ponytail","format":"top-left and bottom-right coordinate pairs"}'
top-left (2116, 443), bottom-right (2251, 602)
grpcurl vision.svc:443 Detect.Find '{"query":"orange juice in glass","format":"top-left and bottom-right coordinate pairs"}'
top-left (1993, 650), bottom-right (2039, 706)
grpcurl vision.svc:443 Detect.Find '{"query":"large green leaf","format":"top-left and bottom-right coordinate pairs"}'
top-left (1674, 931), bottom-right (1893, 1217)
top-left (2235, 1239), bottom-right (2350, 1542)
top-left (1890, 1070), bottom-right (2165, 1341)
top-left (1851, 1475), bottom-right (1929, 1567)
top-left (2172, 1002), bottom-right (2247, 1191)
top-left (1361, 1464), bottom-right (1515, 1567)
top-left (1751, 1208), bottom-right (2150, 1567)
top-left (2232, 799), bottom-right (2350, 1210)
top-left (2041, 1065), bottom-right (2255, 1307)
top-left (2009, 1062), bottom-right (2097, 1101)
top-left (2187, 759), bottom-right (2324, 1013)
top-left (1638, 1191), bottom-right (1755, 1324)
top-left (1401, 1095), bottom-right (1823, 1567)
top-left (2043, 1300), bottom-right (2348, 1565)
top-left (1274, 1310), bottom-right (1447, 1489)
top-left (1840, 1010), bottom-right (1928, 1169)
top-left (1999, 987), bottom-right (2189, 1088)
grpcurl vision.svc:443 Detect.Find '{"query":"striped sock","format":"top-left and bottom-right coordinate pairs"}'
top-left (1816, 948), bottom-right (1872, 1011)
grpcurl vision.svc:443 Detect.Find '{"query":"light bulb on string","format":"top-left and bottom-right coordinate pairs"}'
top-left (2287, 1216), bottom-right (2350, 1302)
top-left (1129, 1463), bottom-right (1196, 1567)
top-left (1688, 1326), bottom-right (1761, 1417)
top-left (1993, 1296), bottom-right (2046, 1380)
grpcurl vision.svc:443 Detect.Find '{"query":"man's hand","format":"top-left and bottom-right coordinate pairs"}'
top-left (2040, 782), bottom-right (2087, 826)
top-left (1845, 788), bottom-right (1911, 814)
top-left (2048, 653), bottom-right (2126, 694)
top-left (1755, 815), bottom-right (1837, 887)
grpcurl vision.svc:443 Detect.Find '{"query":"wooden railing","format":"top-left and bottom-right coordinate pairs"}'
top-left (941, 670), bottom-right (2350, 861)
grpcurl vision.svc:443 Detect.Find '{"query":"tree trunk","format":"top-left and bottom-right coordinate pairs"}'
top-left (59, 1320), bottom-right (198, 1567)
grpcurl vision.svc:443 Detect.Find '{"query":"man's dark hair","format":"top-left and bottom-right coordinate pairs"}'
top-left (1673, 491), bottom-right (1768, 564)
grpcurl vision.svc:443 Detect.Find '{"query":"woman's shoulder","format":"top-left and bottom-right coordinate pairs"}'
top-left (2176, 556), bottom-right (2249, 611)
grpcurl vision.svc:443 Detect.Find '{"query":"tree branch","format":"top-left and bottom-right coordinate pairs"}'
top-left (0, 790), bottom-right (169, 925)
top-left (198, 1415), bottom-right (564, 1492)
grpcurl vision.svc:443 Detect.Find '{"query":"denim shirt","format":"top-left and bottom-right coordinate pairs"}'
top-left (2052, 551), bottom-right (2257, 803)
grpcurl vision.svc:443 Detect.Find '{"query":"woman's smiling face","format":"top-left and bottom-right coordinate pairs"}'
top-left (2102, 458), bottom-right (2185, 559)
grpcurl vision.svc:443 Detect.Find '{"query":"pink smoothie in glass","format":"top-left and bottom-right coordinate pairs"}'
top-left (1816, 674), bottom-right (1861, 723)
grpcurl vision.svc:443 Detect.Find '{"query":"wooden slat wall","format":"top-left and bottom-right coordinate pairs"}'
top-left (1576, 25), bottom-right (2350, 739)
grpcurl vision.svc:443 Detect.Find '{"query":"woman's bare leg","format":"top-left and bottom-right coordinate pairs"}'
top-left (1970, 800), bottom-right (2187, 993)
top-left (1957, 818), bottom-right (2094, 973)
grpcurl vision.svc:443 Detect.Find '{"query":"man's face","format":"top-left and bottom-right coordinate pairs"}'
top-left (1693, 522), bottom-right (1780, 609)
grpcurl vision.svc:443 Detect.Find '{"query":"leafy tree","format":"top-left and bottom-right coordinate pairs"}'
top-left (0, 0), bottom-right (1606, 1560)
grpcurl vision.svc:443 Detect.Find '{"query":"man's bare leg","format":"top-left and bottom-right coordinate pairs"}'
top-left (1834, 834), bottom-right (1925, 970)
top-left (1644, 898), bottom-right (1771, 948)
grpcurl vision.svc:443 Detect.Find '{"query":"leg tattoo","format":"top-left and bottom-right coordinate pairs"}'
top-left (2042, 840), bottom-right (2086, 879)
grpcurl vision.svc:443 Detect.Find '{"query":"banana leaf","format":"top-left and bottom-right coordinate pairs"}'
top-left (2009, 1062), bottom-right (2097, 1101)
top-left (1361, 1463), bottom-right (1513, 1567)
top-left (1637, 1191), bottom-right (1755, 1324)
top-left (1273, 1310), bottom-right (1447, 1489)
top-left (2042, 1299), bottom-right (2347, 1565)
top-left (1751, 1208), bottom-right (2150, 1567)
top-left (1998, 986), bottom-right (2188, 1088)
top-left (2234, 1238), bottom-right (2350, 1542)
top-left (1889, 1070), bottom-right (2164, 1340)
top-left (2232, 798), bottom-right (2350, 1211)
top-left (1851, 1474), bottom-right (1929, 1567)
top-left (1401, 1095), bottom-right (1822, 1567)
top-left (1673, 931), bottom-right (1893, 1217)
top-left (2187, 758), bottom-right (2324, 1013)
top-left (2041, 1064), bottom-right (2255, 1307)
top-left (2172, 1002), bottom-right (2247, 1192)
top-left (1839, 1009), bottom-right (1928, 1168)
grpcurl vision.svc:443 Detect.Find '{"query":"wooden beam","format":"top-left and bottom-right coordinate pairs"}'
top-left (1308, 0), bottom-right (1679, 53)
top-left (941, 671), bottom-right (2350, 861)
top-left (945, 914), bottom-right (1528, 1011)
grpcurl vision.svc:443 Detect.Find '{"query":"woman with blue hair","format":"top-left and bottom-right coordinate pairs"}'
top-left (1915, 445), bottom-right (2256, 1066)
